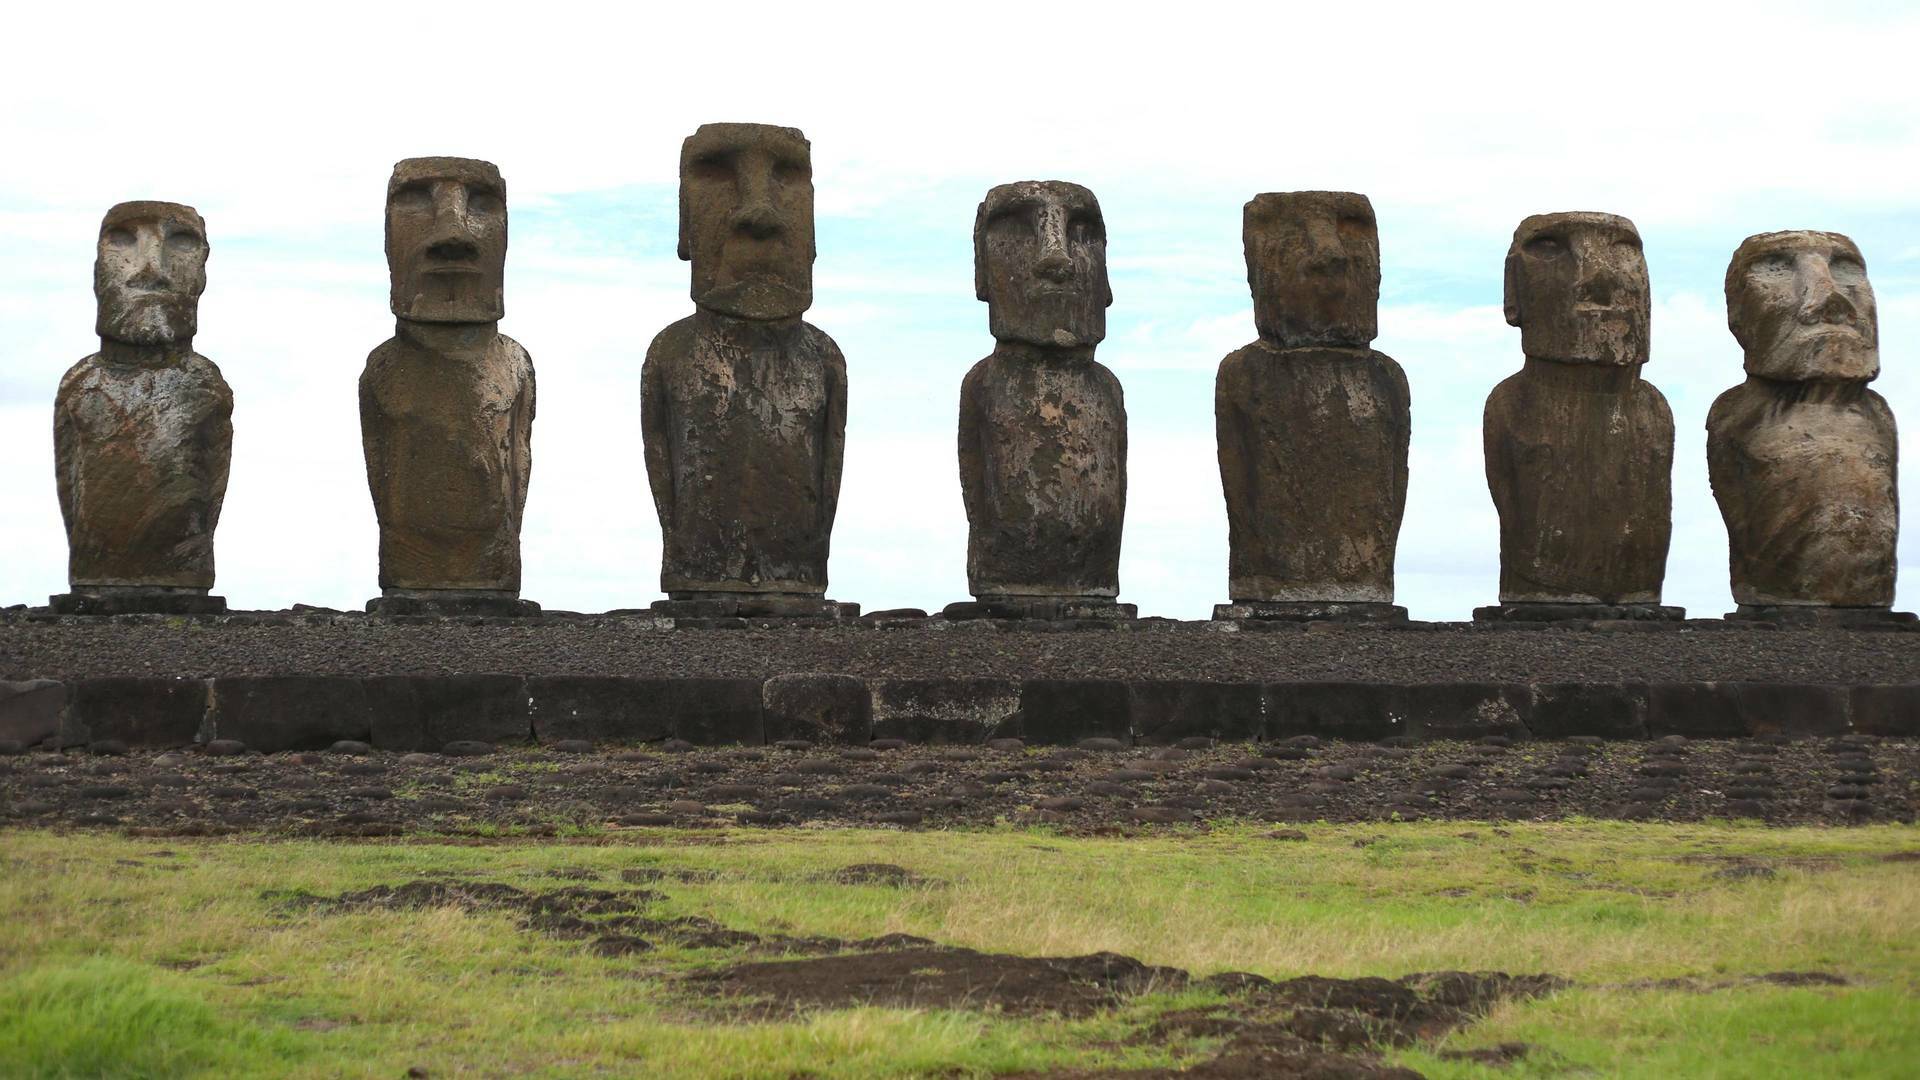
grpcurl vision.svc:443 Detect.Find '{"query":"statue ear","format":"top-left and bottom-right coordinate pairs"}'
top-left (1502, 251), bottom-right (1522, 327)
top-left (973, 204), bottom-right (990, 302)
top-left (677, 187), bottom-right (691, 262)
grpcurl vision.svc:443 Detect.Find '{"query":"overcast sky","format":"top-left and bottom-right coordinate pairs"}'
top-left (4, 1), bottom-right (1918, 619)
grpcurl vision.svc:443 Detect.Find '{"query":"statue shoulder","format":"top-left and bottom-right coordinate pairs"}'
top-left (644, 316), bottom-right (700, 365)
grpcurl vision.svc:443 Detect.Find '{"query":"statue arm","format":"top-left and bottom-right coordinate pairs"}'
top-left (639, 342), bottom-right (676, 531)
top-left (512, 349), bottom-right (535, 521)
top-left (203, 367), bottom-right (235, 536)
top-left (820, 340), bottom-right (848, 524)
top-left (358, 355), bottom-right (388, 524)
top-left (1214, 357), bottom-right (1255, 541)
top-left (51, 371), bottom-right (81, 535)
top-left (957, 362), bottom-right (986, 525)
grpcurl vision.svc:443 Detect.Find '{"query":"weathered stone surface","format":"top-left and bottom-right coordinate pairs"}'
top-left (643, 124), bottom-right (846, 604)
top-left (1265, 682), bottom-right (1401, 740)
top-left (1850, 684), bottom-right (1920, 737)
top-left (1526, 683), bottom-right (1648, 739)
top-left (941, 598), bottom-right (1135, 621)
top-left (1728, 682), bottom-right (1851, 738)
top-left (1485, 212), bottom-right (1673, 607)
top-left (1212, 602), bottom-right (1407, 623)
top-left (960, 182), bottom-right (1125, 604)
top-left (1217, 193), bottom-right (1409, 606)
top-left (55, 202), bottom-right (231, 604)
top-left (49, 590), bottom-right (226, 615)
top-left (361, 157), bottom-right (533, 602)
top-left (1473, 602), bottom-right (1683, 624)
top-left (870, 678), bottom-right (1020, 743)
top-left (664, 678), bottom-right (765, 745)
top-left (210, 676), bottom-right (370, 753)
top-left (1395, 683), bottom-right (1529, 740)
top-left (762, 673), bottom-right (871, 745)
top-left (1645, 682), bottom-right (1748, 738)
top-left (64, 676), bottom-right (208, 749)
top-left (1131, 681), bottom-right (1263, 744)
top-left (0, 680), bottom-right (66, 749)
top-left (1709, 231), bottom-right (1899, 611)
top-left (365, 674), bottom-right (530, 751)
top-left (1006, 679), bottom-right (1131, 744)
top-left (528, 676), bottom-right (677, 745)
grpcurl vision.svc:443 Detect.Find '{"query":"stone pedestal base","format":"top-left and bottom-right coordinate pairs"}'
top-left (943, 597), bottom-right (1138, 621)
top-left (1727, 605), bottom-right (1917, 628)
top-left (1474, 602), bottom-right (1684, 623)
top-left (651, 595), bottom-right (860, 620)
top-left (1213, 601), bottom-right (1407, 623)
top-left (367, 590), bottom-right (541, 617)
top-left (50, 588), bottom-right (227, 616)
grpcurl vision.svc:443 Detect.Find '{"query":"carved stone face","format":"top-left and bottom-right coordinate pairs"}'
top-left (94, 201), bottom-right (207, 347)
top-left (975, 181), bottom-right (1110, 348)
top-left (679, 123), bottom-right (814, 320)
top-left (386, 157), bottom-right (507, 323)
top-left (1245, 191), bottom-right (1379, 348)
top-left (1504, 212), bottom-right (1650, 366)
top-left (1726, 230), bottom-right (1878, 382)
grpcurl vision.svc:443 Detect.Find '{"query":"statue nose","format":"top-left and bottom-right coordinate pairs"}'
top-left (427, 236), bottom-right (480, 262)
top-left (1574, 264), bottom-right (1618, 305)
top-left (1800, 276), bottom-right (1856, 324)
top-left (1035, 251), bottom-right (1073, 283)
top-left (731, 201), bottom-right (784, 240)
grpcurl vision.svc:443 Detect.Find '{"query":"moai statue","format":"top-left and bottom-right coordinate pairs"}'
top-left (945, 181), bottom-right (1132, 621)
top-left (641, 123), bottom-right (856, 619)
top-left (360, 157), bottom-right (538, 616)
top-left (1214, 192), bottom-right (1410, 622)
top-left (1709, 231), bottom-right (1909, 624)
top-left (52, 201), bottom-right (232, 615)
top-left (1476, 212), bottom-right (1681, 621)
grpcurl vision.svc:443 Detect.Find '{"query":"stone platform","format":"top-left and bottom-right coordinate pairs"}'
top-left (1, 611), bottom-right (1915, 754)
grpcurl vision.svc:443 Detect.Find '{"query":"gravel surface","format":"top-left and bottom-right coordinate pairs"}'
top-left (3, 734), bottom-right (1912, 833)
top-left (2, 615), bottom-right (1918, 683)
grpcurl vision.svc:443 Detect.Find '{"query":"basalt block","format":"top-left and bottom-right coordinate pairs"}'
top-left (870, 678), bottom-right (1021, 744)
top-left (365, 674), bottom-right (530, 751)
top-left (1214, 601), bottom-right (1407, 623)
top-left (1131, 681), bottom-right (1264, 744)
top-left (1002, 679), bottom-right (1132, 744)
top-left (211, 676), bottom-right (370, 753)
top-left (528, 676), bottom-right (677, 745)
top-left (1395, 683), bottom-right (1530, 741)
top-left (0, 680), bottom-right (67, 749)
top-left (49, 589), bottom-right (227, 615)
top-left (64, 676), bottom-right (209, 749)
top-left (942, 598), bottom-right (1136, 621)
top-left (762, 673), bottom-right (872, 745)
top-left (1849, 684), bottom-right (1920, 737)
top-left (1264, 682), bottom-right (1401, 741)
top-left (1525, 683), bottom-right (1648, 739)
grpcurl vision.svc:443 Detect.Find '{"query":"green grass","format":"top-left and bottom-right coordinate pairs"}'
top-left (1, 820), bottom-right (1916, 1077)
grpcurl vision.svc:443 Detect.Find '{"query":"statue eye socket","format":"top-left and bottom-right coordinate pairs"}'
top-left (772, 158), bottom-right (809, 182)
top-left (1524, 236), bottom-right (1564, 257)
top-left (104, 228), bottom-right (136, 248)
top-left (689, 153), bottom-right (733, 181)
top-left (1830, 256), bottom-right (1867, 283)
top-left (1067, 213), bottom-right (1102, 243)
top-left (392, 183), bottom-right (432, 210)
top-left (164, 231), bottom-right (202, 252)
top-left (466, 186), bottom-right (502, 214)
top-left (1749, 253), bottom-right (1794, 279)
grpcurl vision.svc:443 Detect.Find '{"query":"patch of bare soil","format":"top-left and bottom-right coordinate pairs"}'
top-left (694, 947), bottom-right (1565, 1077)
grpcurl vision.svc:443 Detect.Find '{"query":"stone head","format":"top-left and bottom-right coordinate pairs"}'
top-left (1245, 191), bottom-right (1379, 348)
top-left (94, 201), bottom-right (207, 347)
top-left (679, 123), bottom-right (814, 320)
top-left (386, 157), bottom-right (507, 323)
top-left (975, 181), bottom-right (1111, 348)
top-left (1726, 230), bottom-right (1877, 382)
top-left (1504, 211), bottom-right (1650, 366)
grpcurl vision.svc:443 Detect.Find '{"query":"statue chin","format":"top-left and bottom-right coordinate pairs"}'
top-left (99, 304), bottom-right (193, 347)
top-left (696, 278), bottom-right (811, 321)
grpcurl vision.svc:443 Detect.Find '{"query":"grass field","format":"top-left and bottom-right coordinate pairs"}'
top-left (2, 821), bottom-right (1917, 1078)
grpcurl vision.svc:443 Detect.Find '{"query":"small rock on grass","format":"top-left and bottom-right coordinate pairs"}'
top-left (441, 740), bottom-right (494, 757)
top-left (204, 739), bottom-right (248, 757)
top-left (327, 740), bottom-right (371, 756)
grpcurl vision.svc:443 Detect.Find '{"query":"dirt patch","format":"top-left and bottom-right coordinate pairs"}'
top-left (688, 947), bottom-right (1188, 1017)
top-left (1621, 970), bottom-right (1850, 992)
top-left (694, 946), bottom-right (1564, 1078)
top-left (825, 863), bottom-right (930, 887)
